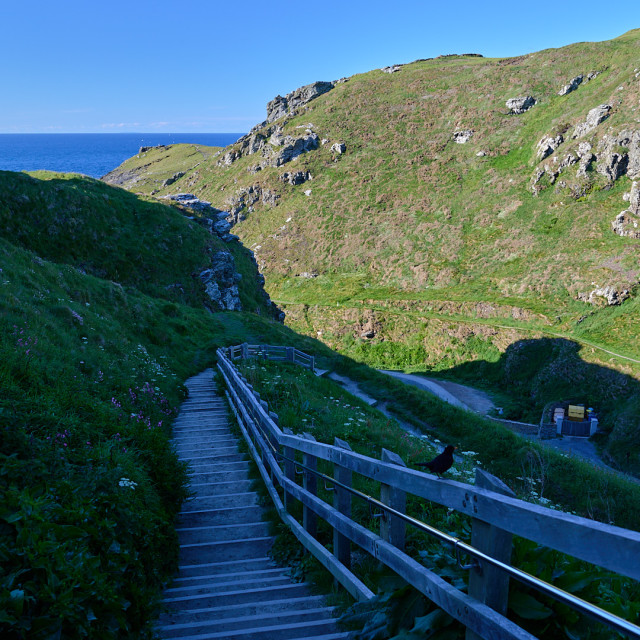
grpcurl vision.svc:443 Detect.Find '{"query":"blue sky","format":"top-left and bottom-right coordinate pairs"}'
top-left (1, 1), bottom-right (637, 133)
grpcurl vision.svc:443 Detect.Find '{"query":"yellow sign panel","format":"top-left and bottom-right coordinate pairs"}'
top-left (568, 405), bottom-right (585, 420)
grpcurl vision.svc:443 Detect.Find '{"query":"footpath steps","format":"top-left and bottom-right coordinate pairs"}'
top-left (157, 369), bottom-right (350, 640)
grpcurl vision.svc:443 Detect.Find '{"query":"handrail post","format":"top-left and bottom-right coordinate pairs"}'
top-left (333, 437), bottom-right (353, 570)
top-left (302, 432), bottom-right (318, 539)
top-left (466, 469), bottom-right (516, 640)
top-left (380, 449), bottom-right (407, 551)
top-left (282, 427), bottom-right (296, 512)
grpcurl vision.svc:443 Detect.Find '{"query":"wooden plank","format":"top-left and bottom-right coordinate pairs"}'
top-left (302, 432), bottom-right (318, 539)
top-left (380, 448), bottom-right (407, 551)
top-left (224, 388), bottom-right (374, 602)
top-left (467, 470), bottom-right (515, 640)
top-left (334, 437), bottom-right (353, 570)
top-left (283, 427), bottom-right (296, 513)
top-left (275, 431), bottom-right (640, 582)
top-left (280, 468), bottom-right (535, 640)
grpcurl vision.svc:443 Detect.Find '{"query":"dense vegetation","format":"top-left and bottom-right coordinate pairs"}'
top-left (105, 29), bottom-right (640, 472)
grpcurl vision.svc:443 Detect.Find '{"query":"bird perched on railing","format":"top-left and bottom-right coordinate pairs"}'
top-left (416, 445), bottom-right (456, 477)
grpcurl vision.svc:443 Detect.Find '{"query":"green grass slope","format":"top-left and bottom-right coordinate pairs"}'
top-left (105, 29), bottom-right (640, 470)
top-left (0, 171), bottom-right (295, 638)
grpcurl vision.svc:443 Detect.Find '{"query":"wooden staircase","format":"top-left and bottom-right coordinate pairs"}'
top-left (156, 369), bottom-right (350, 640)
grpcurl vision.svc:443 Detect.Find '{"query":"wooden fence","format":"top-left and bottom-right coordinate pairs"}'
top-left (216, 346), bottom-right (640, 640)
top-left (226, 342), bottom-right (315, 372)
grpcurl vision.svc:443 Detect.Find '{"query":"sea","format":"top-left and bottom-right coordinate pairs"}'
top-left (0, 133), bottom-right (245, 179)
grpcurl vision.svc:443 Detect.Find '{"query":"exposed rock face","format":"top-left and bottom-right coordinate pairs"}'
top-left (558, 75), bottom-right (583, 96)
top-left (536, 134), bottom-right (563, 160)
top-left (578, 286), bottom-right (630, 305)
top-left (612, 181), bottom-right (640, 238)
top-left (381, 65), bottom-right (402, 74)
top-left (279, 170), bottom-right (312, 185)
top-left (453, 130), bottom-right (474, 144)
top-left (266, 81), bottom-right (334, 123)
top-left (596, 131), bottom-right (640, 182)
top-left (270, 132), bottom-right (320, 166)
top-left (572, 104), bottom-right (611, 139)
top-left (162, 193), bottom-right (238, 242)
top-left (330, 142), bottom-right (346, 154)
top-left (163, 171), bottom-right (185, 187)
top-left (199, 251), bottom-right (242, 311)
top-left (506, 96), bottom-right (536, 114)
top-left (576, 142), bottom-right (594, 177)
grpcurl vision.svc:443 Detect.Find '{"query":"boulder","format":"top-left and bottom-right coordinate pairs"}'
top-left (381, 65), bottom-right (402, 73)
top-left (506, 96), bottom-right (536, 114)
top-left (330, 142), bottom-right (347, 154)
top-left (572, 104), bottom-right (611, 139)
top-left (558, 75), bottom-right (583, 96)
top-left (453, 130), bottom-right (473, 144)
top-left (536, 134), bottom-right (563, 160)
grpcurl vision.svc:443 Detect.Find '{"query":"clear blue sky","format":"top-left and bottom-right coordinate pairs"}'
top-left (1, 1), bottom-right (636, 133)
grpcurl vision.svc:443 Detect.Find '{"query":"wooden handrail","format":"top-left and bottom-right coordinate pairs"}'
top-left (217, 346), bottom-right (640, 639)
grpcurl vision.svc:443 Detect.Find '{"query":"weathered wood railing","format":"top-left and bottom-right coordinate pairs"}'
top-left (226, 342), bottom-right (315, 372)
top-left (217, 346), bottom-right (640, 640)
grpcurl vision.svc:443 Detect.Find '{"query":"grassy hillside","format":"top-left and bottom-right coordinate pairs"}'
top-left (0, 172), bottom-right (300, 638)
top-left (105, 29), bottom-right (640, 470)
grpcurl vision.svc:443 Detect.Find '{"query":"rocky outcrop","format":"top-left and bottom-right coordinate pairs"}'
top-left (266, 81), bottom-right (334, 123)
top-left (279, 170), bottom-right (312, 185)
top-left (198, 251), bottom-right (242, 311)
top-left (536, 134), bottom-right (563, 160)
top-left (596, 131), bottom-right (640, 182)
top-left (612, 181), bottom-right (640, 238)
top-left (558, 75), bottom-right (583, 96)
top-left (381, 65), bottom-right (402, 74)
top-left (330, 142), bottom-right (346, 154)
top-left (269, 132), bottom-right (320, 166)
top-left (576, 142), bottom-right (594, 177)
top-left (578, 285), bottom-right (630, 306)
top-left (506, 96), bottom-right (536, 114)
top-left (453, 130), bottom-right (473, 144)
top-left (572, 104), bottom-right (611, 139)
top-left (163, 171), bottom-right (185, 187)
top-left (162, 193), bottom-right (237, 242)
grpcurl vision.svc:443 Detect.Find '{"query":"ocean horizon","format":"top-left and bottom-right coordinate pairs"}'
top-left (0, 132), bottom-right (245, 179)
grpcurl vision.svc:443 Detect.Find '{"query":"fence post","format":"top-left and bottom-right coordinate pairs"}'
top-left (380, 449), bottom-right (407, 551)
top-left (287, 347), bottom-right (295, 363)
top-left (282, 427), bottom-right (296, 512)
top-left (241, 342), bottom-right (248, 360)
top-left (302, 432), bottom-right (318, 539)
top-left (333, 437), bottom-right (353, 570)
top-left (310, 356), bottom-right (315, 373)
top-left (466, 469), bottom-right (515, 640)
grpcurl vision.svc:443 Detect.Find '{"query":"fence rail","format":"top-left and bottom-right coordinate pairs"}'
top-left (217, 345), bottom-right (640, 640)
top-left (226, 342), bottom-right (315, 372)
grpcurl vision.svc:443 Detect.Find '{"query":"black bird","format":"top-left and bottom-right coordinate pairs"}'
top-left (416, 445), bottom-right (456, 477)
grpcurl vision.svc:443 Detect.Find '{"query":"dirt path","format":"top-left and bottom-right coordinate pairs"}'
top-left (375, 370), bottom-right (640, 482)
top-left (379, 371), bottom-right (494, 414)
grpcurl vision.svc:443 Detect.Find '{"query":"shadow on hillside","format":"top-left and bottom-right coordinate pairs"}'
top-left (431, 337), bottom-right (640, 471)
